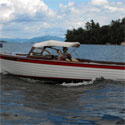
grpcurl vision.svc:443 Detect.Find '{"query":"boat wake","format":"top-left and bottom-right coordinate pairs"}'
top-left (1, 73), bottom-right (124, 86)
top-left (17, 77), bottom-right (58, 84)
top-left (18, 77), bottom-right (43, 83)
top-left (60, 77), bottom-right (105, 87)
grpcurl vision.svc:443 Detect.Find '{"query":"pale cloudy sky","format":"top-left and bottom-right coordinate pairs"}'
top-left (0, 0), bottom-right (125, 38)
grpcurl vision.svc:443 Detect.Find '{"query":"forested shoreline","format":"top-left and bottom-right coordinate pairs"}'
top-left (65, 18), bottom-right (125, 45)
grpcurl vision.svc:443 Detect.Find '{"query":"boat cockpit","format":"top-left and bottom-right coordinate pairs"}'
top-left (27, 46), bottom-right (78, 62)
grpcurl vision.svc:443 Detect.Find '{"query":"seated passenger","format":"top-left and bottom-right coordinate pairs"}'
top-left (57, 50), bottom-right (63, 60)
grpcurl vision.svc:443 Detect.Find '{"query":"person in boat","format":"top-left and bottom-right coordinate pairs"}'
top-left (57, 49), bottom-right (63, 60)
top-left (63, 47), bottom-right (72, 61)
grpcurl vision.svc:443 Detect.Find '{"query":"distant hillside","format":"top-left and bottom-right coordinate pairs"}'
top-left (29, 35), bottom-right (65, 42)
top-left (0, 38), bottom-right (28, 43)
top-left (0, 35), bottom-right (65, 43)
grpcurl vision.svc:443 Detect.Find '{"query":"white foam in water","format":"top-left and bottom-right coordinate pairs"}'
top-left (61, 78), bottom-right (97, 87)
top-left (18, 77), bottom-right (42, 83)
top-left (18, 77), bottom-right (56, 84)
top-left (2, 71), bottom-right (9, 75)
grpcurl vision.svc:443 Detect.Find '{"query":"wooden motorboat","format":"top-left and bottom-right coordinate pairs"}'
top-left (0, 40), bottom-right (125, 82)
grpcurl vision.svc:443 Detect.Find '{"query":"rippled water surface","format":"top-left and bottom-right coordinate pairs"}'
top-left (0, 43), bottom-right (125, 124)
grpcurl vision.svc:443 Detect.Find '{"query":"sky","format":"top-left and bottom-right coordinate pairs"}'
top-left (0, 0), bottom-right (125, 38)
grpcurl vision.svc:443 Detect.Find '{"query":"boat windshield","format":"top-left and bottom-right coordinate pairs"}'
top-left (28, 46), bottom-right (80, 61)
top-left (29, 47), bottom-right (61, 58)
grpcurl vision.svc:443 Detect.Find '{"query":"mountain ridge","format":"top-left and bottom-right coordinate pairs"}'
top-left (0, 35), bottom-right (65, 43)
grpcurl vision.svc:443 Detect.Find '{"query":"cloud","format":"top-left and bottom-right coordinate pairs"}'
top-left (0, 0), bottom-right (55, 23)
top-left (91, 0), bottom-right (108, 6)
top-left (0, 0), bottom-right (125, 38)
top-left (59, 2), bottom-right (74, 9)
top-left (104, 6), bottom-right (118, 12)
top-left (104, 5), bottom-right (125, 12)
top-left (56, 0), bottom-right (125, 28)
top-left (0, 24), bottom-right (3, 31)
top-left (0, 0), bottom-right (15, 22)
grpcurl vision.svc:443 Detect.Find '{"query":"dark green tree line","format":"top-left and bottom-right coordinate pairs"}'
top-left (65, 18), bottom-right (125, 45)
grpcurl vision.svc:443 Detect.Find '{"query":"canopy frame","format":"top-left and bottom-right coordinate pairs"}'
top-left (33, 40), bottom-right (80, 48)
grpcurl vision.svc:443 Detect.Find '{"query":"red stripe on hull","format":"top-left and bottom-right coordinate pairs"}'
top-left (0, 54), bottom-right (125, 70)
top-left (20, 59), bottom-right (125, 70)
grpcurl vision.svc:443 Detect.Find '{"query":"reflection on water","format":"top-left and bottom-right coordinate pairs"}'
top-left (0, 74), bottom-right (125, 124)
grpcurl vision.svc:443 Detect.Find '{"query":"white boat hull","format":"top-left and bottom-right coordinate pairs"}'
top-left (1, 58), bottom-right (125, 81)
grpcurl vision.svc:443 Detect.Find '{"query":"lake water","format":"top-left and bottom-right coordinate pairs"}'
top-left (0, 43), bottom-right (125, 125)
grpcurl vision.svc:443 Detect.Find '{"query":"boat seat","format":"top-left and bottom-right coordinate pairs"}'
top-left (71, 58), bottom-right (79, 62)
top-left (65, 58), bottom-right (70, 61)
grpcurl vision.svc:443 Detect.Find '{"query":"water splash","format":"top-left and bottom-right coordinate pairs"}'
top-left (60, 78), bottom-right (101, 87)
top-left (18, 77), bottom-right (43, 83)
top-left (18, 77), bottom-right (57, 84)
